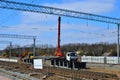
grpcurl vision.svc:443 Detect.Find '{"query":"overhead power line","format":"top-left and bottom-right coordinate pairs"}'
top-left (0, 41), bottom-right (11, 43)
top-left (0, 0), bottom-right (119, 24)
top-left (0, 34), bottom-right (36, 39)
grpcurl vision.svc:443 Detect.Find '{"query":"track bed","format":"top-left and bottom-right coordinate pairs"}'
top-left (0, 61), bottom-right (119, 80)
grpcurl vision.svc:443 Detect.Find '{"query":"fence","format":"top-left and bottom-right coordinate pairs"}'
top-left (81, 56), bottom-right (119, 64)
top-left (0, 58), bottom-right (18, 62)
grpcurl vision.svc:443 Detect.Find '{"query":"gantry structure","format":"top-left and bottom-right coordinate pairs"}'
top-left (0, 0), bottom-right (120, 63)
top-left (0, 34), bottom-right (36, 57)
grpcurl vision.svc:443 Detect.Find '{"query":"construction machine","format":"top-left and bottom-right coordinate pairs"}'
top-left (55, 16), bottom-right (77, 61)
top-left (20, 52), bottom-right (34, 64)
top-left (2, 52), bottom-right (9, 58)
top-left (50, 16), bottom-right (86, 69)
top-left (20, 52), bottom-right (34, 59)
top-left (55, 16), bottom-right (64, 57)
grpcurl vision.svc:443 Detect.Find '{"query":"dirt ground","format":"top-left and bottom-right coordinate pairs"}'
top-left (0, 59), bottom-right (120, 80)
top-left (87, 67), bottom-right (120, 78)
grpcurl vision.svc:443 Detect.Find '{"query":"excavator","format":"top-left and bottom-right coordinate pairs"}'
top-left (20, 52), bottom-right (34, 64)
top-left (21, 52), bottom-right (34, 59)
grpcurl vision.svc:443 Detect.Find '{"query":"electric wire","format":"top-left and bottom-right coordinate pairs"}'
top-left (0, 0), bottom-right (118, 45)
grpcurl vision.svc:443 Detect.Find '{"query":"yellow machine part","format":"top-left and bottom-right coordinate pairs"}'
top-left (22, 52), bottom-right (28, 58)
top-left (30, 56), bottom-right (34, 59)
top-left (28, 52), bottom-right (34, 59)
top-left (2, 52), bottom-right (9, 58)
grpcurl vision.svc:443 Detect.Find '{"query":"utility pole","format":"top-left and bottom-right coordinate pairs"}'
top-left (9, 42), bottom-right (12, 58)
top-left (33, 38), bottom-right (36, 57)
top-left (117, 24), bottom-right (120, 64)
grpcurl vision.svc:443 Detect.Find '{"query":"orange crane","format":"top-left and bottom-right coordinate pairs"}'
top-left (55, 16), bottom-right (64, 57)
top-left (51, 16), bottom-right (86, 69)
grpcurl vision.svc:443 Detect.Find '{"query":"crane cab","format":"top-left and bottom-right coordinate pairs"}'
top-left (66, 52), bottom-right (78, 61)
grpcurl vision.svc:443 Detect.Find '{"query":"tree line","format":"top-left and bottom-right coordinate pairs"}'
top-left (1, 42), bottom-right (117, 57)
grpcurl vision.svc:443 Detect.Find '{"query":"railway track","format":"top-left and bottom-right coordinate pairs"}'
top-left (0, 61), bottom-right (119, 80)
top-left (43, 67), bottom-right (119, 80)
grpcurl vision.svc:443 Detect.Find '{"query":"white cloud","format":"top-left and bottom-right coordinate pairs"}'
top-left (21, 12), bottom-right (58, 24)
top-left (44, 0), bottom-right (115, 13)
top-left (60, 23), bottom-right (117, 44)
top-left (20, 0), bottom-right (115, 24)
top-left (1, 24), bottom-right (56, 36)
top-left (0, 0), bottom-right (116, 46)
top-left (0, 0), bottom-right (117, 50)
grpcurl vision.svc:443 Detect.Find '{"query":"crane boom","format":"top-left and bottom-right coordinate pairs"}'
top-left (55, 16), bottom-right (64, 57)
top-left (0, 0), bottom-right (120, 24)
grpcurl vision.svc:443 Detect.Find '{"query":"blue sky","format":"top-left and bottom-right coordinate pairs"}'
top-left (0, 0), bottom-right (120, 50)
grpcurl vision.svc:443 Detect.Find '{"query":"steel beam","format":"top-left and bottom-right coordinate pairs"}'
top-left (117, 24), bottom-right (120, 64)
top-left (0, 0), bottom-right (120, 24)
top-left (9, 42), bottom-right (12, 58)
top-left (0, 34), bottom-right (36, 39)
top-left (33, 38), bottom-right (36, 57)
top-left (0, 34), bottom-right (36, 57)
